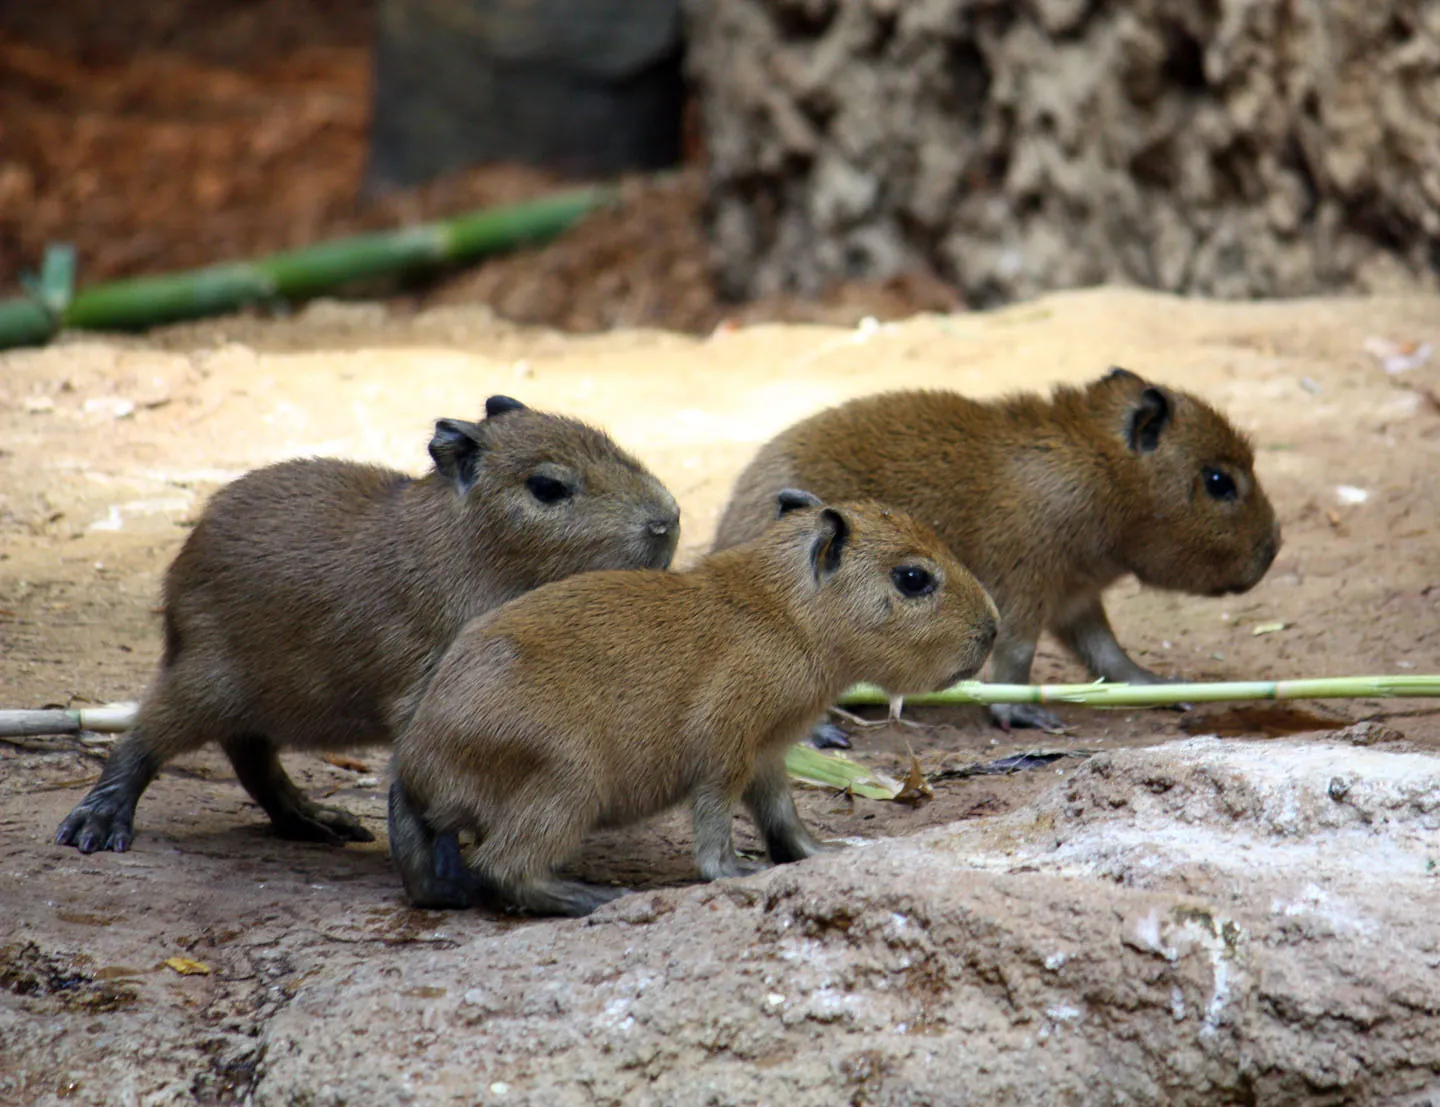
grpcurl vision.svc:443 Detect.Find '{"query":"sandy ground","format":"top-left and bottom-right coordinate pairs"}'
top-left (2, 287), bottom-right (1439, 1103)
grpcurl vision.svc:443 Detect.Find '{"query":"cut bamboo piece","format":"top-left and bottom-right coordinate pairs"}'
top-left (784, 744), bottom-right (902, 800)
top-left (0, 703), bottom-right (138, 737)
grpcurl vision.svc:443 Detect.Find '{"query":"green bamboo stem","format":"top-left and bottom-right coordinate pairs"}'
top-left (0, 297), bottom-right (57, 347)
top-left (0, 186), bottom-right (618, 349)
top-left (838, 675), bottom-right (1440, 708)
top-left (5, 674), bottom-right (1438, 808)
top-left (3, 674), bottom-right (1438, 739)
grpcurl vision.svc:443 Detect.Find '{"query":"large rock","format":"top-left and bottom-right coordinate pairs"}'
top-left (684, 0), bottom-right (1440, 305)
top-left (253, 738), bottom-right (1440, 1105)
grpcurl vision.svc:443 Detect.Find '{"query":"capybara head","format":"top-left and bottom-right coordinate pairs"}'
top-left (1091, 369), bottom-right (1280, 597)
top-left (765, 489), bottom-right (999, 695)
top-left (428, 395), bottom-right (681, 578)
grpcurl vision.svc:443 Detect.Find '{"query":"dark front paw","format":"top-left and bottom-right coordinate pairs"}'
top-left (55, 800), bottom-right (136, 854)
top-left (1123, 666), bottom-right (1175, 686)
top-left (989, 702), bottom-right (1066, 734)
top-left (697, 854), bottom-right (770, 881)
top-left (1125, 669), bottom-right (1194, 712)
top-left (769, 835), bottom-right (839, 864)
top-left (807, 722), bottom-right (852, 750)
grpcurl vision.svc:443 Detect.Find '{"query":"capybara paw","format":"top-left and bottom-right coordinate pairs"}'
top-left (989, 702), bottom-right (1065, 734)
top-left (273, 802), bottom-right (374, 845)
top-left (808, 722), bottom-right (853, 750)
top-left (55, 804), bottom-right (134, 854)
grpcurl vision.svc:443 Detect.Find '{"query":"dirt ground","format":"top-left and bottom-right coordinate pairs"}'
top-left (2, 287), bottom-right (1439, 1103)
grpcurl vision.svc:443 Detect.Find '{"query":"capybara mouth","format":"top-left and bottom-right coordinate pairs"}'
top-left (634, 523), bottom-right (679, 569)
top-left (642, 537), bottom-right (678, 569)
top-left (1215, 539), bottom-right (1279, 597)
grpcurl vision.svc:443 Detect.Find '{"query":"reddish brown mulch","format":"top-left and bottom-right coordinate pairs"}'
top-left (0, 1), bottom-right (961, 335)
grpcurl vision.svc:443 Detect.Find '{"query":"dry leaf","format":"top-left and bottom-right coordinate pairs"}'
top-left (893, 755), bottom-right (933, 806)
top-left (163, 956), bottom-right (212, 976)
top-left (325, 754), bottom-right (370, 773)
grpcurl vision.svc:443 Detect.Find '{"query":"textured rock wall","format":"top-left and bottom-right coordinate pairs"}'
top-left (684, 0), bottom-right (1440, 306)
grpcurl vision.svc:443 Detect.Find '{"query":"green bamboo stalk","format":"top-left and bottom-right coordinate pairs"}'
top-left (0, 298), bottom-right (54, 348)
top-left (5, 675), bottom-right (1439, 806)
top-left (0, 186), bottom-right (617, 349)
top-left (838, 675), bottom-right (1440, 708)
top-left (4, 674), bottom-right (1439, 738)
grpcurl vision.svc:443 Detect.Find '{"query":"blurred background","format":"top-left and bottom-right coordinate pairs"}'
top-left (2, 0), bottom-right (1436, 339)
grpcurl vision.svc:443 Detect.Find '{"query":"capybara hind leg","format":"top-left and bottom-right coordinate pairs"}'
top-left (497, 875), bottom-right (629, 918)
top-left (223, 736), bottom-right (374, 844)
top-left (470, 798), bottom-right (626, 916)
top-left (388, 779), bottom-right (480, 909)
top-left (55, 731), bottom-right (162, 853)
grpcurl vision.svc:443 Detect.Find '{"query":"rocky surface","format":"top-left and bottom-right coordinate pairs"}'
top-left (253, 737), bottom-right (1440, 1105)
top-left (685, 0), bottom-right (1440, 306)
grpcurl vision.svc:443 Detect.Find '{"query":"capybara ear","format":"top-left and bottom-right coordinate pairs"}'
top-left (809, 507), bottom-right (850, 582)
top-left (484, 395), bottom-right (529, 419)
top-left (776, 488), bottom-right (824, 517)
top-left (1125, 387), bottom-right (1171, 454)
top-left (428, 419), bottom-right (485, 494)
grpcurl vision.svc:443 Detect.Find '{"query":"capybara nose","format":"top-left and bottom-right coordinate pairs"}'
top-left (1258, 524), bottom-right (1281, 574)
top-left (642, 512), bottom-right (681, 568)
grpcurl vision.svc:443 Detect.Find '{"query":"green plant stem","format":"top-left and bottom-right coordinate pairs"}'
top-left (3, 674), bottom-right (1439, 740)
top-left (838, 676), bottom-right (1440, 708)
top-left (0, 186), bottom-right (617, 349)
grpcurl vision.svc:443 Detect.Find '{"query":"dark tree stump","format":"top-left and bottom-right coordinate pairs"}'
top-left (365, 0), bottom-right (684, 193)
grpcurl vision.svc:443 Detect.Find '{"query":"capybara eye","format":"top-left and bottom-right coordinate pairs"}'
top-left (527, 474), bottom-right (573, 504)
top-left (1202, 466), bottom-right (1237, 502)
top-left (891, 566), bottom-right (936, 598)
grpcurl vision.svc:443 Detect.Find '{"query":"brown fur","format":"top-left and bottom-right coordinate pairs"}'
top-left (56, 397), bottom-right (680, 853)
top-left (712, 370), bottom-right (1281, 730)
top-left (389, 496), bottom-right (998, 916)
